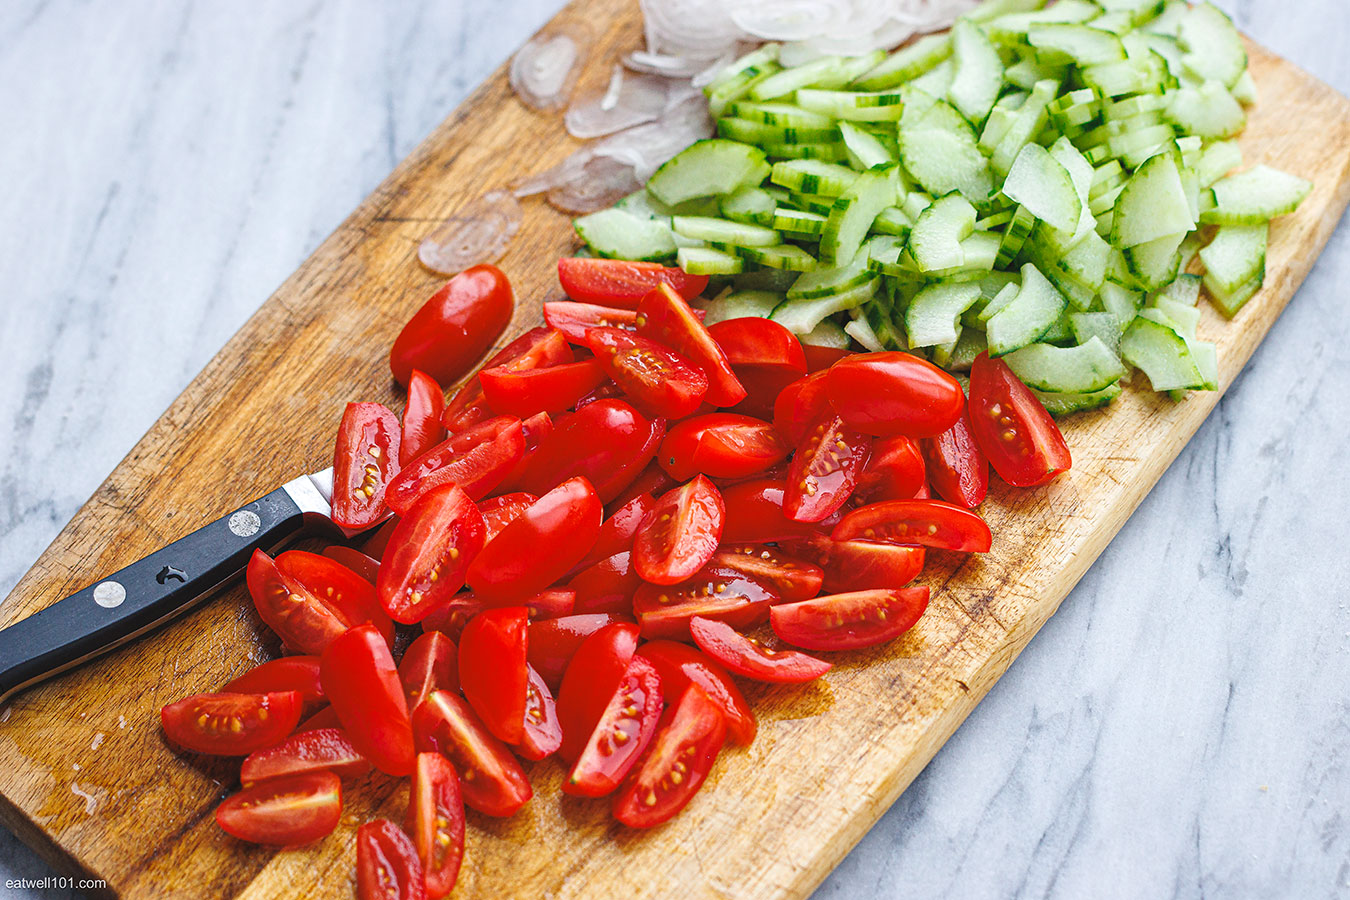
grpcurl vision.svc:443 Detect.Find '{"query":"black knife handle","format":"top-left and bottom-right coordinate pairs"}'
top-left (0, 486), bottom-right (312, 704)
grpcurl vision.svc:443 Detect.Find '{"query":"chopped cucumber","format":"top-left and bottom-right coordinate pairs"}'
top-left (788, 249), bottom-right (874, 300)
top-left (948, 19), bottom-right (1004, 125)
top-left (821, 165), bottom-right (900, 265)
top-left (1111, 152), bottom-right (1194, 247)
top-left (1033, 381), bottom-right (1124, 416)
top-left (1199, 223), bottom-right (1267, 314)
top-left (1002, 143), bottom-right (1082, 234)
top-left (1201, 164), bottom-right (1313, 225)
top-left (906, 282), bottom-right (983, 348)
top-left (853, 33), bottom-right (953, 91)
top-left (771, 278), bottom-right (878, 334)
top-left (648, 140), bottom-right (771, 206)
top-left (720, 186), bottom-right (780, 227)
top-left (1121, 315), bottom-right (1207, 390)
top-left (770, 159), bottom-right (859, 196)
top-left (677, 246), bottom-right (743, 275)
top-left (909, 193), bottom-right (978, 272)
top-left (899, 94), bottom-right (995, 203)
top-left (1004, 336), bottom-right (1127, 392)
top-left (1177, 2), bottom-right (1246, 88)
top-left (1164, 81), bottom-right (1246, 139)
top-left (575, 208), bottom-right (676, 262)
top-left (672, 216), bottom-right (781, 247)
top-left (837, 121), bottom-right (897, 169)
top-left (986, 263), bottom-right (1068, 355)
top-left (698, 289), bottom-right (781, 325)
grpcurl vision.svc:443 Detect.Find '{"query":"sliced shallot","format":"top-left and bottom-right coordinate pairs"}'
top-left (545, 154), bottom-right (642, 214)
top-left (418, 191), bottom-right (522, 276)
top-left (511, 24), bottom-right (592, 111)
top-left (565, 68), bottom-right (673, 139)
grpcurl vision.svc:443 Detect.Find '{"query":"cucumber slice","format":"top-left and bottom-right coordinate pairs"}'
top-left (796, 88), bottom-right (905, 122)
top-left (985, 0), bottom-right (1100, 43)
top-left (872, 206), bottom-right (914, 238)
top-left (1005, 57), bottom-right (1066, 90)
top-left (1164, 81), bottom-right (1246, 139)
top-left (772, 208), bottom-right (829, 236)
top-left (865, 299), bottom-right (905, 350)
top-left (1199, 223), bottom-right (1267, 304)
top-left (990, 79), bottom-right (1060, 177)
top-left (770, 159), bottom-right (859, 196)
top-left (899, 94), bottom-right (995, 204)
top-left (648, 140), bottom-right (771, 206)
top-left (845, 310), bottom-right (886, 352)
top-left (978, 281), bottom-right (1021, 323)
top-left (1196, 140), bottom-right (1243, 188)
top-left (672, 216), bottom-right (782, 248)
top-left (837, 121), bottom-right (897, 170)
top-left (1121, 315), bottom-right (1207, 390)
top-left (707, 61), bottom-right (783, 120)
top-left (986, 263), bottom-right (1068, 355)
top-left (1231, 69), bottom-right (1258, 106)
top-left (574, 208), bottom-right (676, 262)
top-left (1153, 272), bottom-right (1202, 306)
top-left (732, 268), bottom-right (800, 293)
top-left (1099, 279), bottom-right (1143, 324)
top-left (720, 186), bottom-right (780, 227)
top-left (723, 101), bottom-right (834, 128)
top-left (800, 317), bottom-right (850, 349)
top-left (1002, 143), bottom-right (1082, 234)
top-left (788, 249), bottom-right (873, 300)
top-left (736, 243), bottom-right (819, 272)
top-left (906, 282), bottom-right (983, 348)
top-left (717, 117), bottom-right (840, 145)
top-left (1033, 381), bottom-right (1123, 416)
top-left (613, 190), bottom-right (719, 221)
top-left (948, 19), bottom-right (1004, 125)
top-left (909, 59), bottom-right (956, 99)
top-left (821, 165), bottom-right (900, 265)
top-left (1004, 337), bottom-right (1127, 392)
top-left (852, 33), bottom-right (953, 91)
top-left (1205, 272), bottom-right (1262, 317)
top-left (1177, 2), bottom-right (1246, 88)
top-left (1111, 151), bottom-right (1194, 247)
top-left (1068, 311), bottom-right (1125, 356)
top-left (762, 142), bottom-right (850, 163)
top-left (1029, 25), bottom-right (1128, 66)
top-left (996, 205), bottom-right (1037, 269)
top-left (750, 51), bottom-right (886, 102)
top-left (909, 193), bottom-right (978, 272)
top-left (789, 192), bottom-right (841, 216)
top-left (1201, 165), bottom-right (1313, 225)
top-left (771, 278), bottom-right (878, 334)
top-left (677, 246), bottom-right (743, 275)
top-left (1124, 230), bottom-right (1186, 291)
top-left (697, 289), bottom-right (781, 325)
top-left (705, 44), bottom-right (780, 96)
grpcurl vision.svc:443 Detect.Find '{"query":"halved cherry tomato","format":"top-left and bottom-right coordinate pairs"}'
top-left (689, 617), bottom-right (831, 684)
top-left (783, 412), bottom-right (871, 523)
top-left (802, 344), bottom-right (851, 372)
top-left (569, 492), bottom-right (657, 576)
top-left (556, 622), bottom-right (640, 762)
top-left (564, 655), bottom-right (663, 797)
top-left (527, 613), bottom-right (625, 691)
top-left (772, 371), bottom-right (831, 445)
top-left (544, 300), bottom-right (639, 341)
top-left (441, 327), bottom-right (571, 432)
top-left (320, 623), bottom-right (415, 776)
top-left (707, 316), bottom-right (806, 374)
top-left (633, 563), bottom-right (777, 641)
top-left (357, 818), bottom-right (426, 900)
top-left (412, 690), bottom-right (532, 817)
top-left (478, 491), bottom-right (537, 542)
top-left (332, 402), bottom-right (401, 530)
top-left (322, 545), bottom-right (381, 584)
top-left (492, 411), bottom-right (553, 494)
top-left (161, 691), bottom-right (302, 756)
top-left (518, 588), bottom-right (575, 619)
top-left (607, 460), bottom-right (677, 513)
top-left (568, 551), bottom-right (642, 616)
top-left (658, 413), bottom-right (789, 481)
top-left (920, 408), bottom-right (989, 508)
top-left (968, 352), bottom-right (1072, 487)
top-left (479, 358), bottom-right (607, 418)
top-left (390, 264), bottom-right (514, 387)
top-left (517, 664), bottom-right (563, 761)
top-left (276, 550), bottom-right (394, 646)
top-left (633, 476), bottom-right (725, 585)
top-left (719, 478), bottom-right (830, 544)
top-left (585, 326), bottom-right (708, 420)
top-left (558, 257), bottom-right (708, 308)
top-left (406, 753), bottom-right (464, 900)
top-left (377, 483), bottom-right (485, 624)
top-left (826, 351), bottom-right (965, 438)
top-left (223, 656), bottom-right (324, 707)
top-left (831, 499), bottom-right (993, 552)
top-left (612, 684), bottom-right (725, 828)
top-left (709, 544), bottom-right (823, 602)
top-left (467, 477), bottom-right (602, 601)
top-left (297, 705), bottom-right (341, 733)
top-left (217, 771), bottom-right (342, 848)
top-left (400, 369), bottom-right (447, 466)
top-left (361, 518), bottom-right (400, 560)
top-left (419, 588), bottom-right (571, 639)
top-left (771, 587), bottom-right (930, 651)
top-left (458, 607), bottom-right (528, 744)
top-left (726, 363), bottom-right (803, 420)
top-left (399, 631), bottom-right (458, 713)
top-left (854, 435), bottom-right (926, 504)
top-left (384, 415), bottom-right (524, 514)
top-left (575, 380), bottom-right (627, 408)
top-left (240, 728), bottom-right (370, 787)
top-left (637, 284), bottom-right (746, 407)
top-left (636, 640), bottom-right (755, 745)
top-left (516, 399), bottom-right (664, 503)
top-left (782, 535), bottom-right (926, 593)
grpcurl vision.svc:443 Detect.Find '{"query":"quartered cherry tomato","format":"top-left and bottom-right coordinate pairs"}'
top-left (377, 483), bottom-right (485, 624)
top-left (517, 664), bottom-right (563, 761)
top-left (608, 460), bottom-right (678, 513)
top-left (223, 655), bottom-right (324, 707)
top-left (831, 499), bottom-right (993, 552)
top-left (479, 358), bottom-right (607, 417)
top-left (771, 587), bottom-right (930, 651)
top-left (633, 563), bottom-right (777, 641)
top-left (568, 550), bottom-right (643, 616)
top-left (772, 371), bottom-right (831, 445)
top-left (240, 728), bottom-right (369, 787)
top-left (637, 284), bottom-right (746, 407)
top-left (585, 326), bottom-right (708, 420)
top-left (332, 402), bottom-right (401, 530)
top-left (477, 492), bottom-right (538, 542)
top-left (161, 691), bottom-right (303, 756)
top-left (322, 545), bottom-right (381, 584)
top-left (357, 818), bottom-right (426, 900)
top-left (612, 684), bottom-right (726, 829)
top-left (783, 535), bottom-right (926, 594)
top-left (296, 705), bottom-right (342, 733)
top-left (400, 369), bottom-right (447, 466)
top-left (636, 640), bottom-right (755, 745)
top-left (442, 327), bottom-right (571, 432)
top-left (557, 257), bottom-right (709, 308)
top-left (543, 300), bottom-right (639, 341)
top-left (920, 408), bottom-right (989, 508)
top-left (320, 623), bottom-right (416, 777)
top-left (390, 264), bottom-right (514, 387)
top-left (709, 317), bottom-right (806, 419)
top-left (783, 412), bottom-right (871, 523)
top-left (515, 399), bottom-right (664, 503)
top-left (412, 690), bottom-right (532, 817)
top-left (709, 544), bottom-right (823, 602)
top-left (633, 475), bottom-right (725, 585)
top-left (658, 413), bottom-right (788, 481)
top-left (217, 771), bottom-right (342, 848)
top-left (384, 416), bottom-right (524, 514)
top-left (854, 435), bottom-right (926, 504)
top-left (361, 518), bottom-right (400, 560)
top-left (246, 550), bottom-right (390, 654)
top-left (458, 607), bottom-right (529, 744)
top-left (802, 344), bottom-right (852, 372)
top-left (407, 752), bottom-right (465, 900)
top-left (564, 655), bottom-right (663, 797)
top-left (689, 617), bottom-right (831, 684)
top-left (968, 352), bottom-right (1072, 487)
top-left (556, 622), bottom-right (640, 762)
top-left (826, 351), bottom-right (965, 438)
top-left (398, 631), bottom-right (458, 713)
top-left (467, 477), bottom-right (602, 601)
top-left (420, 589), bottom-right (571, 640)
top-left (526, 613), bottom-right (626, 691)
top-left (569, 492), bottom-right (657, 575)
top-left (719, 479), bottom-right (830, 544)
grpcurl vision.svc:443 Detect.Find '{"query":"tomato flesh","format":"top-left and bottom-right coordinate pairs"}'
top-left (407, 752), bottom-right (465, 900)
top-left (458, 606), bottom-right (529, 744)
top-left (398, 630), bottom-right (459, 713)
top-left (831, 499), bottom-right (993, 552)
top-left (783, 535), bottom-right (926, 593)
top-left (223, 655), bottom-right (324, 706)
top-left (719, 479), bottom-right (830, 544)
top-left (826, 351), bottom-right (965, 438)
top-left (332, 402), bottom-right (401, 530)
top-left (400, 369), bottom-right (447, 466)
top-left (217, 771), bottom-right (342, 848)
top-left (637, 284), bottom-right (746, 407)
top-left (783, 413), bottom-right (871, 523)
top-left (658, 413), bottom-right (788, 481)
top-left (357, 818), bottom-right (426, 900)
top-left (771, 587), bottom-right (930, 651)
top-left (772, 371), bottom-right (831, 445)
top-left (557, 257), bottom-right (709, 308)
top-left (854, 435), bottom-right (926, 504)
top-left (543, 300), bottom-right (639, 341)
top-left (920, 408), bottom-right (989, 508)
top-left (515, 399), bottom-right (664, 503)
top-left (517, 664), bottom-right (564, 760)
top-left (709, 544), bottom-right (823, 602)
top-left (636, 640), bottom-right (755, 745)
top-left (240, 727), bottom-right (370, 787)
top-left (161, 691), bottom-right (303, 757)
top-left (689, 617), bottom-right (831, 684)
top-left (570, 492), bottom-right (657, 576)
top-left (612, 684), bottom-right (726, 828)
top-left (586, 326), bottom-right (708, 420)
top-left (568, 551), bottom-right (643, 616)
top-left (707, 316), bottom-right (806, 373)
top-left (968, 352), bottom-right (1072, 487)
top-left (479, 358), bottom-right (608, 417)
top-left (564, 655), bottom-right (663, 797)
top-left (275, 550), bottom-right (394, 647)
top-left (377, 483), bottom-right (485, 624)
top-left (633, 563), bottom-right (777, 641)
top-left (441, 327), bottom-right (571, 432)
top-left (385, 415), bottom-right (524, 514)
top-left (411, 690), bottom-right (532, 817)
top-left (322, 545), bottom-right (381, 584)
top-left (390, 264), bottom-right (514, 387)
top-left (632, 475), bottom-right (725, 585)
top-left (478, 492), bottom-right (538, 542)
top-left (320, 623), bottom-right (415, 776)
top-left (555, 622), bottom-right (640, 762)
top-left (526, 613), bottom-right (625, 691)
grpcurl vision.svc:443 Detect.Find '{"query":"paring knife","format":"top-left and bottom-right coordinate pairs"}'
top-left (0, 468), bottom-right (370, 704)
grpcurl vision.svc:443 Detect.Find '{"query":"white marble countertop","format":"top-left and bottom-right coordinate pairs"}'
top-left (1, 2), bottom-right (1347, 898)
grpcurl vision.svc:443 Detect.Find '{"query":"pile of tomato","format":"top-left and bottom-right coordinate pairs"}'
top-left (158, 258), bottom-right (1072, 899)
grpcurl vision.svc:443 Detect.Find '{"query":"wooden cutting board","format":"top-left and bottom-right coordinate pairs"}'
top-left (2, 0), bottom-right (1348, 895)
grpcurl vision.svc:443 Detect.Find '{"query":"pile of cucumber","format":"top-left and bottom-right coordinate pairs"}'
top-left (570, 0), bottom-right (1312, 414)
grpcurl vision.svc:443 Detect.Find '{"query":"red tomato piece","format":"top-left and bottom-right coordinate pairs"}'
top-left (377, 483), bottom-right (486, 624)
top-left (826, 351), bottom-right (965, 438)
top-left (477, 491), bottom-right (538, 542)
top-left (320, 624), bottom-right (415, 776)
top-left (570, 492), bottom-right (657, 576)
top-left (491, 411), bottom-right (553, 494)
top-left (689, 617), bottom-right (831, 684)
top-left (607, 460), bottom-right (677, 513)
top-left (636, 640), bottom-right (755, 745)
top-left (390, 264), bottom-right (514, 387)
top-left (515, 399), bottom-right (664, 503)
top-left (361, 518), bottom-right (400, 560)
top-left (296, 705), bottom-right (341, 733)
top-left (853, 435), bottom-right (926, 504)
top-left (719, 478), bottom-right (831, 544)
top-left (920, 408), bottom-right (989, 508)
top-left (707, 317), bottom-right (806, 372)
top-left (275, 549), bottom-right (395, 647)
top-left (726, 363), bottom-right (802, 420)
top-left (332, 402), bottom-right (401, 530)
top-left (802, 344), bottom-right (852, 372)
top-left (407, 753), bottom-right (465, 900)
top-left (783, 535), bottom-right (926, 594)
top-left (568, 551), bottom-right (643, 616)
top-left (479, 358), bottom-right (607, 417)
top-left (411, 690), bottom-right (532, 817)
top-left (709, 544), bottom-right (823, 602)
top-left (558, 257), bottom-right (708, 308)
top-left (467, 477), bottom-right (602, 601)
top-left (633, 563), bottom-right (777, 641)
top-left (441, 327), bottom-right (571, 432)
top-left (575, 380), bottom-right (627, 409)
top-left (322, 545), bottom-right (381, 584)
top-left (223, 656), bottom-right (324, 707)
top-left (240, 728), bottom-right (370, 787)
top-left (161, 691), bottom-right (302, 757)
top-left (784, 413), bottom-right (872, 523)
top-left (637, 284), bottom-right (746, 407)
top-left (831, 499), bottom-right (993, 552)
top-left (516, 664), bottom-right (563, 761)
top-left (384, 415), bottom-right (525, 514)
top-left (564, 655), bottom-right (663, 797)
top-left (217, 771), bottom-right (342, 848)
top-left (771, 587), bottom-right (930, 651)
top-left (398, 631), bottom-right (459, 713)
top-left (543, 300), bottom-right (639, 342)
top-left (357, 818), bottom-right (426, 900)
top-left (968, 352), bottom-right (1072, 487)
top-left (420, 590), bottom-right (570, 639)
top-left (612, 684), bottom-right (726, 828)
top-left (555, 622), bottom-right (640, 762)
top-left (585, 327), bottom-right (708, 420)
top-left (458, 607), bottom-right (529, 744)
top-left (658, 413), bottom-right (789, 481)
top-left (526, 613), bottom-right (625, 691)
top-left (633, 476), bottom-right (725, 585)
top-left (400, 369), bottom-right (447, 466)
top-left (772, 371), bottom-right (831, 445)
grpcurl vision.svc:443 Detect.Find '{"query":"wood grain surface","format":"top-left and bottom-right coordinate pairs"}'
top-left (1, 0), bottom-right (1347, 896)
